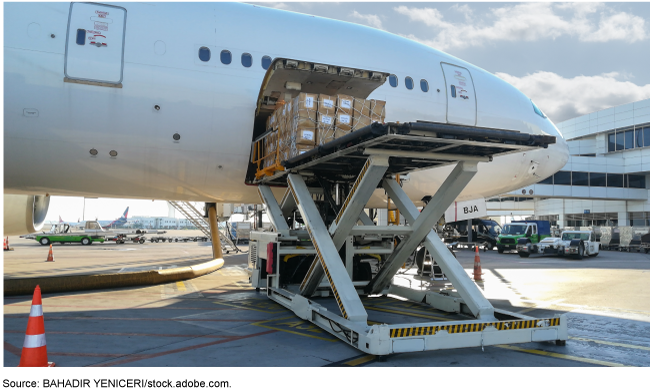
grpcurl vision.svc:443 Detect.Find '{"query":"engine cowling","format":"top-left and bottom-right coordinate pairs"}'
top-left (3, 194), bottom-right (50, 235)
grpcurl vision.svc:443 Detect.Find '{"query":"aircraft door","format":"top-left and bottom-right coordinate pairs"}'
top-left (65, 3), bottom-right (126, 84)
top-left (441, 63), bottom-right (476, 126)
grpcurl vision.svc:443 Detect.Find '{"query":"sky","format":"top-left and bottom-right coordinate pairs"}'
top-left (42, 1), bottom-right (650, 220)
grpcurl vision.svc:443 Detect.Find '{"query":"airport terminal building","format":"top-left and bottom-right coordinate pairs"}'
top-left (496, 98), bottom-right (650, 228)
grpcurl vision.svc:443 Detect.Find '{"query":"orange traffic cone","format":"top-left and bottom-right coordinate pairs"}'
top-left (45, 245), bottom-right (54, 262)
top-left (18, 285), bottom-right (55, 367)
top-left (4, 236), bottom-right (13, 251)
top-left (473, 245), bottom-right (483, 281)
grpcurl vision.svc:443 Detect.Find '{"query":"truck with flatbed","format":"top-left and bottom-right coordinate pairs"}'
top-left (496, 220), bottom-right (551, 254)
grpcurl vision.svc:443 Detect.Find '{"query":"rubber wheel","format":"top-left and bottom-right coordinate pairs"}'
top-left (39, 237), bottom-right (50, 246)
top-left (81, 237), bottom-right (91, 246)
top-left (518, 252), bottom-right (530, 258)
top-left (556, 340), bottom-right (566, 346)
top-left (497, 247), bottom-right (504, 254)
top-left (139, 238), bottom-right (145, 244)
top-left (590, 252), bottom-right (598, 257)
top-left (575, 243), bottom-right (584, 260)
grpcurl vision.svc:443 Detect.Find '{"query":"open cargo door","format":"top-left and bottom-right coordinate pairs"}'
top-left (246, 59), bottom-right (389, 184)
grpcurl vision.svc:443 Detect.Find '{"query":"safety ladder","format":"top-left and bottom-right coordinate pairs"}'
top-left (167, 201), bottom-right (238, 253)
top-left (250, 121), bottom-right (567, 355)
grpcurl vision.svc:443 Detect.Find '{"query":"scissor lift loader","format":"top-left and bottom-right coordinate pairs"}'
top-left (248, 120), bottom-right (567, 356)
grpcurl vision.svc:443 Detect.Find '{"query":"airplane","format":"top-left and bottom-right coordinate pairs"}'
top-left (98, 207), bottom-right (129, 229)
top-left (3, 2), bottom-right (569, 235)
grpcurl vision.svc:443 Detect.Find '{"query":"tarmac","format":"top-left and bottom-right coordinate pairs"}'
top-left (4, 233), bottom-right (650, 367)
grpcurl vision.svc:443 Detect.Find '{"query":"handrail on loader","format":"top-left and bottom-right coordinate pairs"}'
top-left (252, 130), bottom-right (284, 179)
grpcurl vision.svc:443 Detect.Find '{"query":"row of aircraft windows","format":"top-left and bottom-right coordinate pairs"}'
top-left (388, 74), bottom-right (429, 92)
top-left (196, 48), bottom-right (431, 93)
top-left (538, 170), bottom-right (646, 189)
top-left (198, 47), bottom-right (272, 69)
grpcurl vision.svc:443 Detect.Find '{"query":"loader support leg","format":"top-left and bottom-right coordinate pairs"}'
top-left (288, 174), bottom-right (368, 323)
top-left (258, 185), bottom-right (290, 233)
top-left (382, 178), bottom-right (496, 320)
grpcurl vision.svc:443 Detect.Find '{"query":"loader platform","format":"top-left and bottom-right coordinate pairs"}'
top-left (254, 121), bottom-right (555, 187)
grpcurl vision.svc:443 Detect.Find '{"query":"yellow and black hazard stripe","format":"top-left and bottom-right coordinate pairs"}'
top-left (305, 226), bottom-right (348, 319)
top-left (389, 317), bottom-right (561, 338)
top-left (287, 179), bottom-right (299, 206)
top-left (299, 253), bottom-right (320, 291)
top-left (334, 159), bottom-right (371, 225)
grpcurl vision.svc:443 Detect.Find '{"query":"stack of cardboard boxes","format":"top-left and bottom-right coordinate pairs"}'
top-left (264, 92), bottom-right (386, 166)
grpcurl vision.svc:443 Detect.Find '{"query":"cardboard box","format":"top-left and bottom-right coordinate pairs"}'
top-left (370, 99), bottom-right (386, 123)
top-left (318, 94), bottom-right (336, 116)
top-left (317, 113), bottom-right (335, 145)
top-left (353, 97), bottom-right (372, 130)
top-left (335, 111), bottom-right (352, 132)
top-left (293, 127), bottom-right (316, 145)
top-left (336, 94), bottom-right (354, 115)
top-left (291, 93), bottom-right (318, 144)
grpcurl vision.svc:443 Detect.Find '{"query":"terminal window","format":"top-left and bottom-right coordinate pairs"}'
top-left (607, 124), bottom-right (650, 152)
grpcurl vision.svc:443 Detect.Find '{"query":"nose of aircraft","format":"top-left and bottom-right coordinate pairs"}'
top-left (537, 118), bottom-right (570, 181)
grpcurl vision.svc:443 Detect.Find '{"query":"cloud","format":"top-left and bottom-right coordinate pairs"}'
top-left (350, 10), bottom-right (383, 30)
top-left (394, 3), bottom-right (648, 50)
top-left (261, 3), bottom-right (293, 11)
top-left (495, 71), bottom-right (650, 123)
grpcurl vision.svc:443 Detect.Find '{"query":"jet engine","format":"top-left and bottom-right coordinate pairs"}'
top-left (3, 194), bottom-right (50, 235)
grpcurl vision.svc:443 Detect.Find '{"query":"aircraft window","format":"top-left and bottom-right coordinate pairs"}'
top-left (531, 100), bottom-right (546, 118)
top-left (451, 85), bottom-right (457, 98)
top-left (76, 29), bottom-right (86, 45)
top-left (389, 74), bottom-right (398, 87)
top-left (241, 53), bottom-right (252, 68)
top-left (420, 79), bottom-right (429, 92)
top-left (262, 55), bottom-right (272, 70)
top-left (220, 50), bottom-right (232, 65)
top-left (198, 47), bottom-right (210, 62)
top-left (405, 77), bottom-right (414, 90)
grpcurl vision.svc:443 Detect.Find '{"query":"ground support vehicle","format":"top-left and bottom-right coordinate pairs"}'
top-left (522, 230), bottom-right (599, 259)
top-left (498, 220), bottom-right (551, 254)
top-left (245, 63), bottom-right (565, 356)
top-left (443, 219), bottom-right (501, 251)
top-left (23, 223), bottom-right (106, 246)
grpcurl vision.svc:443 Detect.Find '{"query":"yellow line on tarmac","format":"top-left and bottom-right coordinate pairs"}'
top-left (496, 344), bottom-right (629, 367)
top-left (570, 336), bottom-right (650, 352)
top-left (345, 355), bottom-right (376, 366)
top-left (176, 282), bottom-right (186, 292)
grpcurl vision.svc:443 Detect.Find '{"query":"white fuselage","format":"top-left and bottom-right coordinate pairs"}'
top-left (4, 2), bottom-right (569, 207)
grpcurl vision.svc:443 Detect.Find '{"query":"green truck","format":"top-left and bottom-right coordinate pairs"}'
top-left (496, 220), bottom-right (551, 254)
top-left (33, 222), bottom-right (106, 246)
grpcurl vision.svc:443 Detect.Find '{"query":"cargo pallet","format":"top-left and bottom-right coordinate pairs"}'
top-left (248, 120), bottom-right (567, 356)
